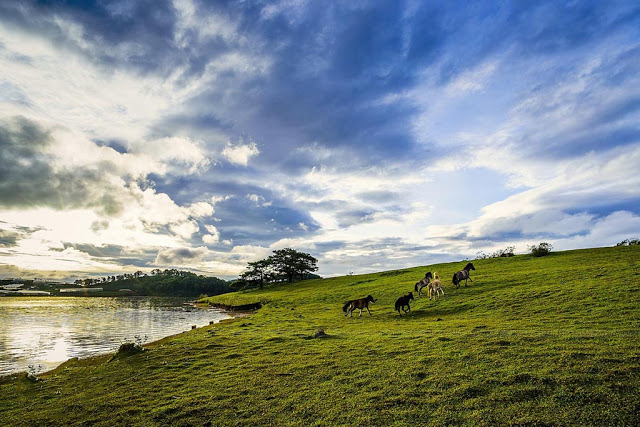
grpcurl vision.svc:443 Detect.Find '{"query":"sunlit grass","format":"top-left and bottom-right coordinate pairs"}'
top-left (1, 246), bottom-right (639, 425)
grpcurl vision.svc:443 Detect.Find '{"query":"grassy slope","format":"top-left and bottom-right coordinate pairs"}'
top-left (1, 246), bottom-right (639, 426)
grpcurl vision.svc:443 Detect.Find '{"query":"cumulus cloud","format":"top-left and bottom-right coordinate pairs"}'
top-left (221, 141), bottom-right (260, 166)
top-left (202, 224), bottom-right (220, 244)
top-left (128, 136), bottom-right (211, 174)
top-left (188, 202), bottom-right (214, 218)
top-left (169, 220), bottom-right (199, 239)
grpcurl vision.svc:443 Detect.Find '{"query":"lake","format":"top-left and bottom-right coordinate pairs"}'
top-left (0, 296), bottom-right (230, 376)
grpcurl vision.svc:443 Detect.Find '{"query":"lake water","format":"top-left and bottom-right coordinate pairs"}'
top-left (0, 296), bottom-right (230, 376)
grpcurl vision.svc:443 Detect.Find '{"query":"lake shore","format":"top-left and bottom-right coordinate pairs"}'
top-left (0, 296), bottom-right (233, 377)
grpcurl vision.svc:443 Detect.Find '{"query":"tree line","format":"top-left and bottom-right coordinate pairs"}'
top-left (73, 269), bottom-right (191, 286)
top-left (76, 269), bottom-right (231, 297)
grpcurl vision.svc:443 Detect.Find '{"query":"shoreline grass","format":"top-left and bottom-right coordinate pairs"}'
top-left (1, 245), bottom-right (639, 426)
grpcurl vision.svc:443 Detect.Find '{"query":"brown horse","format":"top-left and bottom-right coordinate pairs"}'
top-left (395, 292), bottom-right (414, 316)
top-left (452, 262), bottom-right (475, 288)
top-left (343, 295), bottom-right (377, 317)
top-left (415, 271), bottom-right (433, 296)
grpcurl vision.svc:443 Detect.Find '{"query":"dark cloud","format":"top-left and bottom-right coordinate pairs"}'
top-left (314, 240), bottom-right (347, 252)
top-left (0, 117), bottom-right (124, 214)
top-left (158, 1), bottom-right (640, 173)
top-left (0, 0), bottom-right (181, 76)
top-left (147, 174), bottom-right (322, 246)
top-left (59, 242), bottom-right (157, 267)
top-left (0, 230), bottom-right (20, 247)
top-left (211, 196), bottom-right (320, 246)
top-left (335, 209), bottom-right (379, 228)
top-left (155, 246), bottom-right (207, 265)
top-left (90, 220), bottom-right (110, 232)
top-left (5, 1), bottom-right (637, 171)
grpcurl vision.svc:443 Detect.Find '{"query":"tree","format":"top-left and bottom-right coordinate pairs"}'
top-left (617, 238), bottom-right (640, 246)
top-left (529, 242), bottom-right (553, 257)
top-left (268, 248), bottom-right (318, 283)
top-left (240, 259), bottom-right (273, 289)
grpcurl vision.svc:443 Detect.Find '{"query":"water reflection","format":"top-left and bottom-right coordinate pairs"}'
top-left (0, 297), bottom-right (230, 375)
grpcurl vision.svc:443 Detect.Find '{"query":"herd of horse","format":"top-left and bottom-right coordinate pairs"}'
top-left (342, 262), bottom-right (476, 317)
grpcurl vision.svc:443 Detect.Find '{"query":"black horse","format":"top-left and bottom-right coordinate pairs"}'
top-left (343, 295), bottom-right (377, 317)
top-left (395, 292), bottom-right (414, 316)
top-left (452, 262), bottom-right (475, 288)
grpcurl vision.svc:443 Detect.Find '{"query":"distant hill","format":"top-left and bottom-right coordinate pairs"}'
top-left (94, 270), bottom-right (231, 297)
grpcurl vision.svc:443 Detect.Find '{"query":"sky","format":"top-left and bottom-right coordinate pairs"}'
top-left (1, 0), bottom-right (639, 281)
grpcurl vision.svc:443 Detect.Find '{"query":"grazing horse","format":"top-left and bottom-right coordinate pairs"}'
top-left (415, 271), bottom-right (433, 296)
top-left (395, 292), bottom-right (414, 316)
top-left (343, 295), bottom-right (377, 317)
top-left (428, 272), bottom-right (444, 300)
top-left (452, 262), bottom-right (475, 288)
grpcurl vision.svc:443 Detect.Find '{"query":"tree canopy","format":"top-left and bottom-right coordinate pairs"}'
top-left (81, 269), bottom-right (231, 297)
top-left (240, 248), bottom-right (319, 288)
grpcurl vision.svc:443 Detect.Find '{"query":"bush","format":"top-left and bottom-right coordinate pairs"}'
top-left (111, 335), bottom-right (147, 360)
top-left (528, 242), bottom-right (553, 257)
top-left (616, 238), bottom-right (640, 246)
top-left (116, 342), bottom-right (144, 356)
top-left (476, 246), bottom-right (515, 259)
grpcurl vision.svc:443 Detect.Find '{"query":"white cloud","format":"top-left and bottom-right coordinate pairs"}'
top-left (202, 234), bottom-right (219, 244)
top-left (202, 224), bottom-right (220, 244)
top-left (189, 202), bottom-right (215, 218)
top-left (211, 195), bottom-right (234, 204)
top-left (170, 220), bottom-right (199, 239)
top-left (128, 137), bottom-right (211, 174)
top-left (447, 60), bottom-right (499, 94)
top-left (173, 0), bottom-right (240, 46)
top-left (245, 193), bottom-right (272, 207)
top-left (221, 141), bottom-right (260, 166)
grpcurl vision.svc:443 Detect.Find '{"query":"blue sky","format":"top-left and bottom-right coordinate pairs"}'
top-left (1, 0), bottom-right (639, 280)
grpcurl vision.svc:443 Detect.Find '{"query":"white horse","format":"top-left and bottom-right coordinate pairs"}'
top-left (428, 272), bottom-right (444, 300)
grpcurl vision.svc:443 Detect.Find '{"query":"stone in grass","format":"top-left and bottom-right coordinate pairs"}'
top-left (313, 329), bottom-right (329, 338)
top-left (26, 372), bottom-right (40, 382)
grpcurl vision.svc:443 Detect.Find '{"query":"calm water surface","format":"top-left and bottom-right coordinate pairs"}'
top-left (0, 296), bottom-right (230, 376)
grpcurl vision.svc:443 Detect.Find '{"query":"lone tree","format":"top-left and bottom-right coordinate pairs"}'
top-left (269, 248), bottom-right (319, 283)
top-left (240, 248), bottom-right (319, 287)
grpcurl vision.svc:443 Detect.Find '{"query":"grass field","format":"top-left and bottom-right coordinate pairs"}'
top-left (1, 245), bottom-right (639, 426)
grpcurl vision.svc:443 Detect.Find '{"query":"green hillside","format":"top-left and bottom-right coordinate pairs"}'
top-left (1, 245), bottom-right (639, 425)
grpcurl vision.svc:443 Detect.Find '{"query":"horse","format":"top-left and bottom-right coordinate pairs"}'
top-left (415, 272), bottom-right (433, 296)
top-left (395, 292), bottom-right (414, 316)
top-left (343, 295), bottom-right (377, 317)
top-left (452, 262), bottom-right (475, 288)
top-left (428, 272), bottom-right (444, 300)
